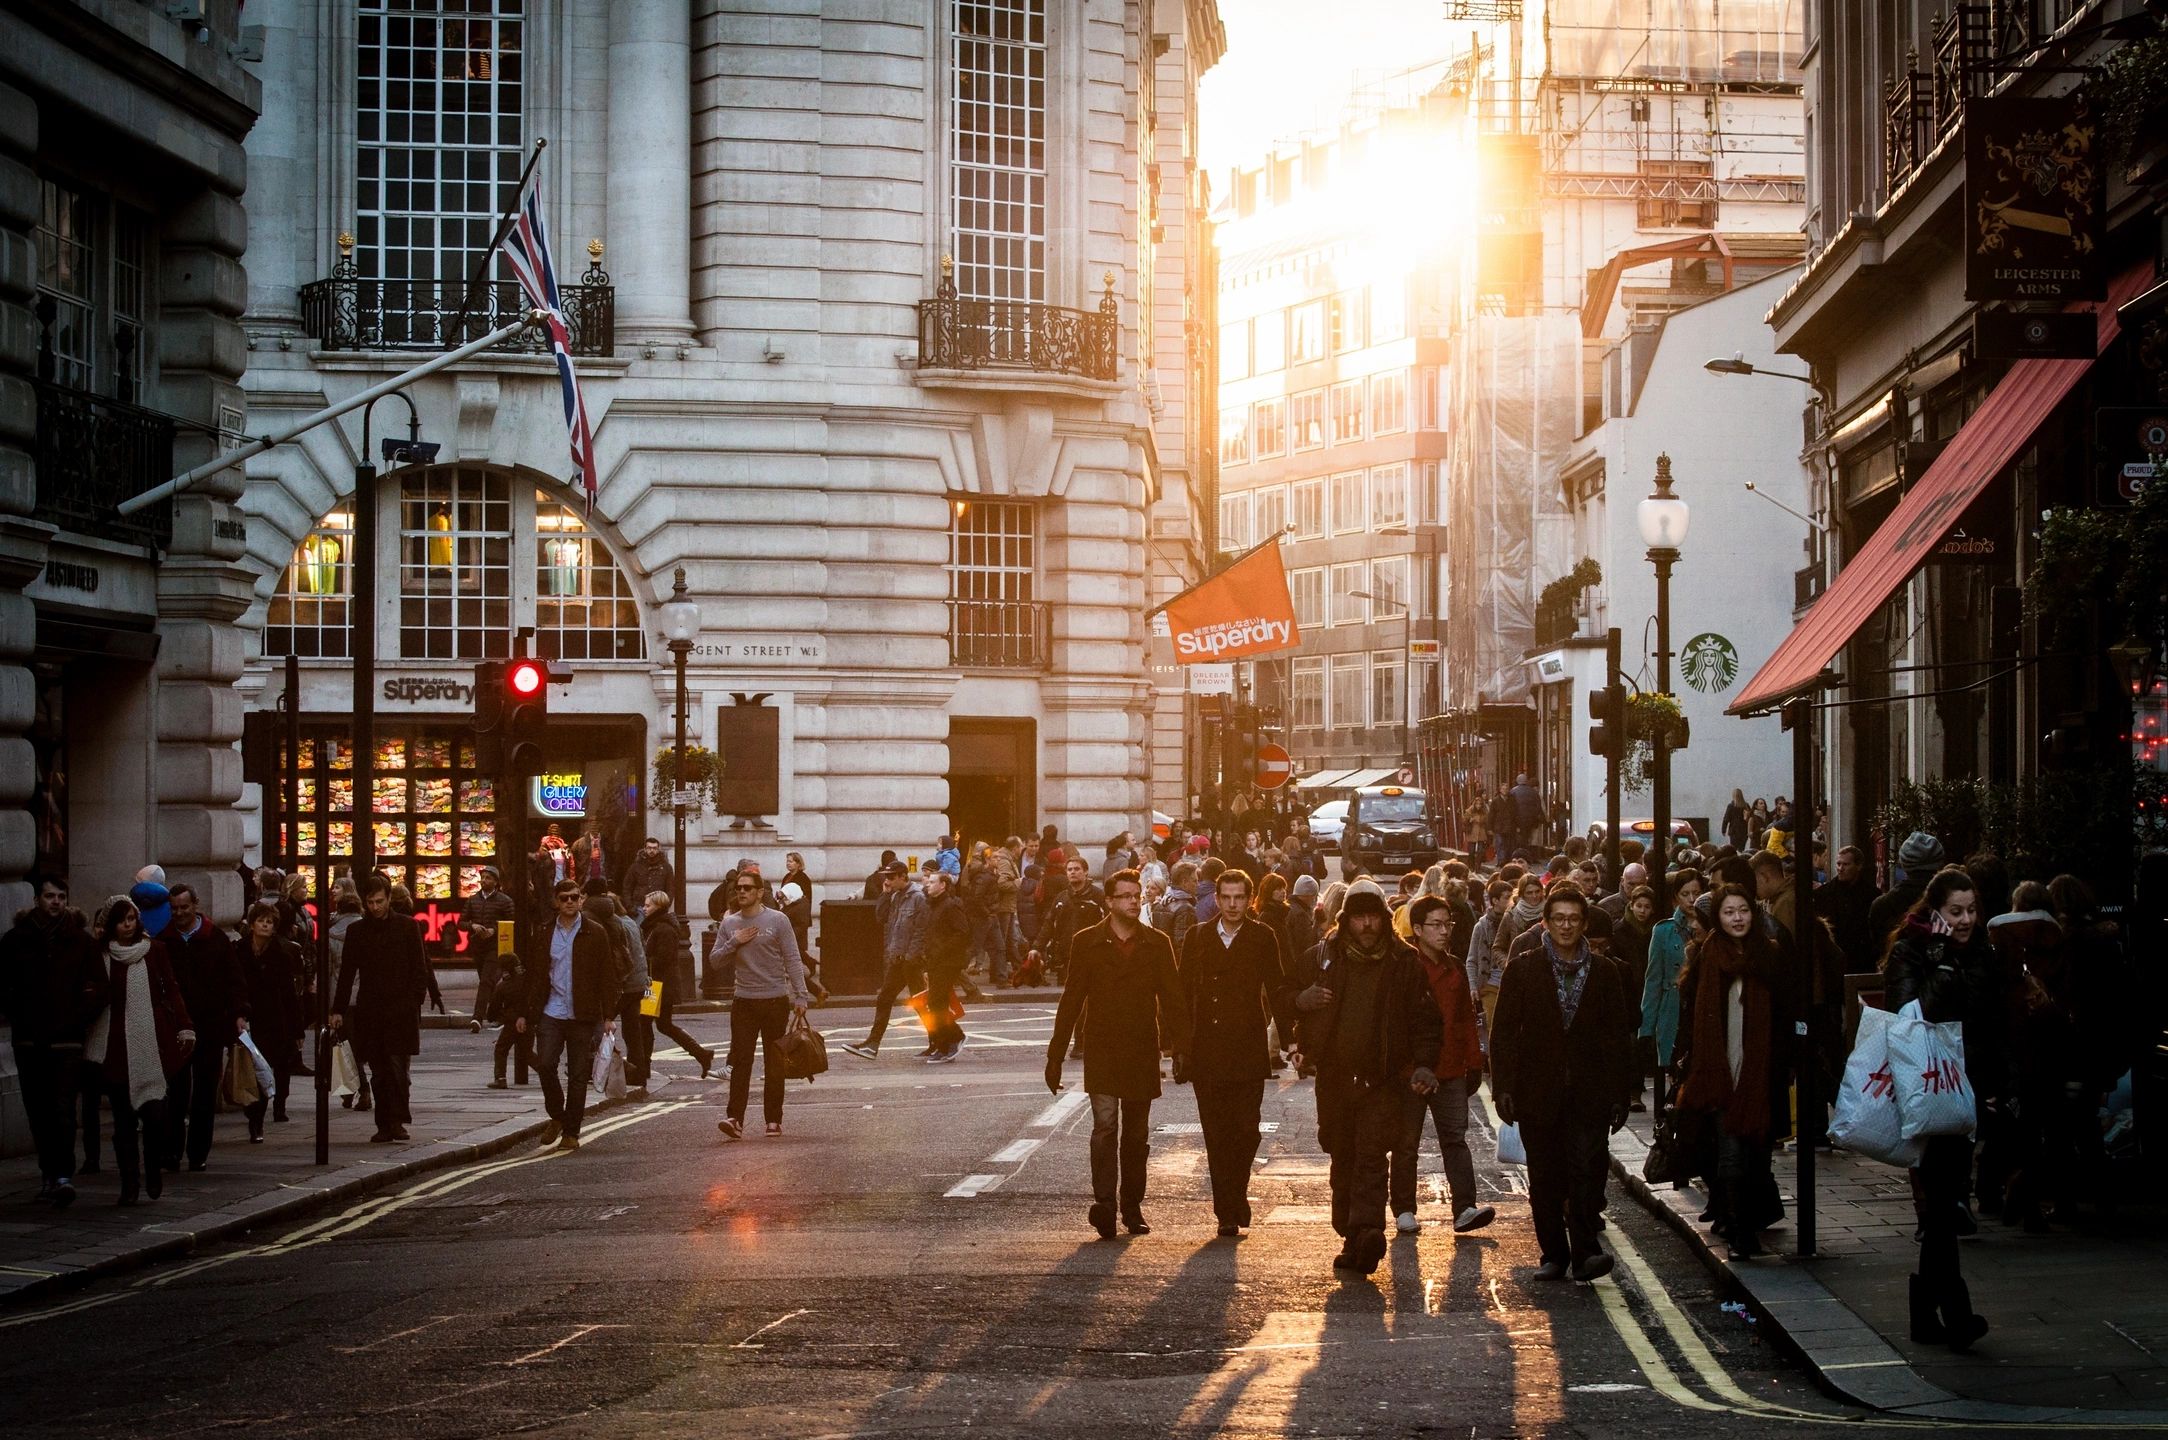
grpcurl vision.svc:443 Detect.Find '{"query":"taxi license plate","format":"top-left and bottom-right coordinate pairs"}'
top-left (1385, 854), bottom-right (1412, 867)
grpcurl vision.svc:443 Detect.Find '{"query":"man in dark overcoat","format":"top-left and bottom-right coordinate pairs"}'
top-left (332, 873), bottom-right (433, 1143)
top-left (1177, 867), bottom-right (1295, 1237)
top-left (1046, 868), bottom-right (1189, 1239)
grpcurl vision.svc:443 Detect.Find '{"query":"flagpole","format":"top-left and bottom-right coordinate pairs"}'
top-left (445, 137), bottom-right (550, 344)
top-left (1146, 530), bottom-right (1288, 619)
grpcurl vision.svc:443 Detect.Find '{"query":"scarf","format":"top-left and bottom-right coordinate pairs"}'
top-left (84, 937), bottom-right (168, 1114)
top-left (1677, 929), bottom-right (1774, 1141)
top-left (1503, 898), bottom-right (1544, 946)
top-left (1540, 933), bottom-right (1591, 1029)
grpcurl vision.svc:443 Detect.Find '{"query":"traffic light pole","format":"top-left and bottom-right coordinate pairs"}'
top-left (1604, 627), bottom-right (1621, 885)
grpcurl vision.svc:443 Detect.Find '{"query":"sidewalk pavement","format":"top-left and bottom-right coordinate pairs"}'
top-left (1610, 1108), bottom-right (2168, 1424)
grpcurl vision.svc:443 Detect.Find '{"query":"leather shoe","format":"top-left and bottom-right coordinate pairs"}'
top-left (1217, 1223), bottom-right (1242, 1238)
top-left (1571, 1254), bottom-right (1615, 1282)
top-left (1533, 1260), bottom-right (1570, 1281)
top-left (1122, 1212), bottom-right (1151, 1236)
top-left (1088, 1201), bottom-right (1116, 1240)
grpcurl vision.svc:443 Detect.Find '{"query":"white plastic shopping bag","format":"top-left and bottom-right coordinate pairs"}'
top-left (238, 1031), bottom-right (277, 1098)
top-left (592, 1029), bottom-right (628, 1099)
top-left (1829, 1005), bottom-right (1925, 1167)
top-left (1495, 1121), bottom-right (1528, 1167)
top-left (1888, 999), bottom-right (1977, 1142)
top-left (330, 1040), bottom-right (362, 1099)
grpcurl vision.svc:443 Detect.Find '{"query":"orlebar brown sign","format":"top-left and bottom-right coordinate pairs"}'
top-left (1966, 93), bottom-right (2104, 302)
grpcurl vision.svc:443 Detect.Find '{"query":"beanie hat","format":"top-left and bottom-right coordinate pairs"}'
top-left (1292, 874), bottom-right (1320, 899)
top-left (1347, 877), bottom-right (1388, 900)
top-left (1897, 831), bottom-right (1946, 872)
top-left (1341, 887), bottom-right (1391, 922)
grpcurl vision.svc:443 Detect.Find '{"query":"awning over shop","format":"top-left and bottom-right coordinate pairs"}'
top-left (1295, 767), bottom-right (1361, 790)
top-left (1338, 767), bottom-right (1403, 789)
top-left (1729, 261), bottom-right (2153, 717)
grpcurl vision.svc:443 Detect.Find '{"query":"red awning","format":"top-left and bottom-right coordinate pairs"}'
top-left (1728, 262), bottom-right (2154, 716)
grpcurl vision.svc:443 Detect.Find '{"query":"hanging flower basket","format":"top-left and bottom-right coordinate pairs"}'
top-left (651, 744), bottom-right (723, 814)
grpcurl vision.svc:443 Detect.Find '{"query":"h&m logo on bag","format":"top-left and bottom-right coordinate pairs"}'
top-left (1865, 1064), bottom-right (1896, 1099)
top-left (1919, 1058), bottom-right (1965, 1095)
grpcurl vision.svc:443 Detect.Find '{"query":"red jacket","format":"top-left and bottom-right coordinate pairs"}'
top-left (1418, 950), bottom-right (1484, 1080)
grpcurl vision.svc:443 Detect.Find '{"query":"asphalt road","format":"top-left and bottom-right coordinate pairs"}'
top-left (0, 1004), bottom-right (2047, 1438)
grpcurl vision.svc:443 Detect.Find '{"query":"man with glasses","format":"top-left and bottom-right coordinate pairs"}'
top-left (515, 880), bottom-right (617, 1152)
top-left (843, 862), bottom-right (927, 1061)
top-left (711, 868), bottom-right (810, 1138)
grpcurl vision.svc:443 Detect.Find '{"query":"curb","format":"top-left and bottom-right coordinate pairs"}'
top-left (0, 1074), bottom-right (682, 1311)
top-left (1606, 1126), bottom-right (2168, 1426)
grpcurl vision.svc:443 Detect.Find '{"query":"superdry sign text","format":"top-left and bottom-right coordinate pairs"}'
top-left (382, 677), bottom-right (477, 705)
top-left (1158, 539), bottom-right (1302, 665)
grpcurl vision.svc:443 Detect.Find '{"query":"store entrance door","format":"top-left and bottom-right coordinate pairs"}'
top-left (948, 718), bottom-right (1034, 846)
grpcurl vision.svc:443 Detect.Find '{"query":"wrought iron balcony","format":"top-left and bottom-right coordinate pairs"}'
top-left (917, 268), bottom-right (1118, 382)
top-left (33, 380), bottom-right (174, 549)
top-left (1883, 5), bottom-right (1994, 195)
top-left (948, 598), bottom-right (1050, 669)
top-left (299, 238), bottom-right (613, 357)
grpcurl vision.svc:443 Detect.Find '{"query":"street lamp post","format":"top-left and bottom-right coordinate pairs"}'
top-left (1636, 455), bottom-right (1689, 911)
top-left (658, 568), bottom-right (702, 920)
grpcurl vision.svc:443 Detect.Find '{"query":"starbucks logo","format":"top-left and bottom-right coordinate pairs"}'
top-left (1681, 632), bottom-right (1739, 694)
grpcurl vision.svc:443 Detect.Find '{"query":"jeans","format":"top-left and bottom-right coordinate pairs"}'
top-left (1089, 1093), bottom-right (1152, 1215)
top-left (536, 1016), bottom-right (599, 1139)
top-left (474, 950), bottom-right (505, 1025)
top-left (1521, 1118), bottom-right (1610, 1265)
top-left (1317, 1074), bottom-right (1398, 1241)
top-left (864, 956), bottom-right (922, 1049)
top-left (494, 1021), bottom-right (534, 1083)
top-left (1394, 1073), bottom-right (1480, 1216)
top-left (1193, 1077), bottom-right (1264, 1226)
top-left (654, 985), bottom-right (712, 1069)
top-left (164, 1041), bottom-right (226, 1168)
top-left (728, 996), bottom-right (792, 1125)
top-left (1916, 1133), bottom-right (1973, 1287)
top-left (14, 1044), bottom-right (81, 1182)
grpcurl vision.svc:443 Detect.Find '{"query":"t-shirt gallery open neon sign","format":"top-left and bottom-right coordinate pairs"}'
top-left (533, 772), bottom-right (587, 818)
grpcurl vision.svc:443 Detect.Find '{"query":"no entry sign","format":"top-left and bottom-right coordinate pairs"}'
top-left (1255, 743), bottom-right (1292, 790)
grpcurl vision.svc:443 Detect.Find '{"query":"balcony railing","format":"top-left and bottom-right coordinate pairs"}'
top-left (1883, 5), bottom-right (1995, 195)
top-left (33, 380), bottom-right (174, 549)
top-left (300, 246), bottom-right (613, 357)
top-left (918, 269), bottom-right (1118, 382)
top-left (948, 598), bottom-right (1050, 669)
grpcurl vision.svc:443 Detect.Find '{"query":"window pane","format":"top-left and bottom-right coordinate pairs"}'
top-left (266, 507), bottom-right (357, 659)
top-left (535, 494), bottom-right (647, 661)
top-left (396, 466), bottom-right (513, 660)
top-left (951, 0), bottom-right (1047, 302)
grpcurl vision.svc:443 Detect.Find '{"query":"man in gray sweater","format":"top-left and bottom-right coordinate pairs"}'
top-left (711, 871), bottom-right (810, 1139)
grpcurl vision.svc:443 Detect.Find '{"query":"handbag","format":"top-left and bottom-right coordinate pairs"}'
top-left (219, 1040), bottom-right (262, 1109)
top-left (592, 1029), bottom-right (628, 1099)
top-left (1642, 1111), bottom-right (1694, 1185)
top-left (776, 1012), bottom-right (830, 1081)
top-left (1888, 999), bottom-right (1977, 1141)
top-left (238, 1032), bottom-right (277, 1099)
top-left (639, 980), bottom-right (662, 1018)
top-left (1829, 1004), bottom-right (1925, 1167)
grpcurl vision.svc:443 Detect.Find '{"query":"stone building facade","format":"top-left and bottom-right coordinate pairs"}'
top-left (226, 0), bottom-right (1220, 927)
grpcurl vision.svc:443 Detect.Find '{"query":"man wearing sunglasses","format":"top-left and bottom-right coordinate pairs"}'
top-left (711, 868), bottom-right (811, 1139)
top-left (516, 880), bottom-right (617, 1151)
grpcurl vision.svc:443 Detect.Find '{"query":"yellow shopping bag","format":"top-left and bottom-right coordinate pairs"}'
top-left (639, 979), bottom-right (662, 1017)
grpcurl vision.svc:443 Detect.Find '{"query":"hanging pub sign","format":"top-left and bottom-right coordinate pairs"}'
top-left (1965, 93), bottom-right (2104, 302)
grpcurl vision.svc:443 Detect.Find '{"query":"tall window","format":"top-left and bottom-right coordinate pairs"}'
top-left (1290, 388), bottom-right (1326, 450)
top-left (1370, 463), bottom-right (1408, 530)
top-left (1255, 484), bottom-right (1289, 540)
top-left (265, 508), bottom-right (356, 659)
top-left (952, 0), bottom-right (1047, 303)
top-left (1369, 555), bottom-right (1409, 613)
top-left (1330, 654), bottom-right (1366, 729)
top-left (1219, 320), bottom-right (1249, 381)
top-left (949, 499), bottom-right (1042, 666)
top-left (1293, 478), bottom-right (1325, 539)
top-left (356, 0), bottom-right (526, 287)
top-left (1331, 471), bottom-right (1366, 534)
top-left (35, 179), bottom-right (150, 399)
top-left (1218, 405), bottom-right (1249, 465)
top-left (1290, 567), bottom-right (1325, 629)
top-left (1218, 491), bottom-right (1252, 550)
top-left (1330, 562), bottom-right (1367, 625)
top-left (1289, 300), bottom-right (1326, 363)
top-left (1293, 657), bottom-right (1325, 732)
top-left (398, 467), bottom-right (513, 659)
top-left (1372, 650), bottom-right (1404, 730)
top-left (535, 498), bottom-right (645, 660)
top-left (1252, 309), bottom-right (1285, 373)
top-left (1252, 398), bottom-right (1287, 458)
top-left (1331, 379), bottom-right (1364, 444)
top-left (1330, 289), bottom-right (1365, 352)
top-left (1371, 371), bottom-right (1408, 434)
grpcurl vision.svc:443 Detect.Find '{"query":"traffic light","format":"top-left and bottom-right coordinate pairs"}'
top-left (1587, 683), bottom-right (1625, 759)
top-left (1224, 705), bottom-right (1259, 791)
top-left (500, 655), bottom-right (572, 776)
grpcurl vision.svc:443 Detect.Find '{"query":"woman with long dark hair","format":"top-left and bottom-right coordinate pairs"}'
top-left (1882, 866), bottom-right (2004, 1349)
top-left (236, 901), bottom-right (304, 1136)
top-left (83, 898), bottom-right (193, 1205)
top-left (1674, 884), bottom-right (1786, 1256)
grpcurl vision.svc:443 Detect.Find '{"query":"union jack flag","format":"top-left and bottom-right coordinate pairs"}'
top-left (502, 178), bottom-right (598, 510)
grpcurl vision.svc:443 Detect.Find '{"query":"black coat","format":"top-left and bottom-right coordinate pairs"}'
top-left (1049, 919), bottom-right (1189, 1102)
top-left (520, 915), bottom-right (619, 1025)
top-left (924, 889), bottom-right (972, 976)
top-left (641, 909), bottom-right (696, 1002)
top-left (1884, 923), bottom-right (2013, 1100)
top-left (334, 915), bottom-right (432, 1060)
top-left (1292, 930), bottom-right (1442, 1093)
top-left (238, 935), bottom-right (306, 1051)
top-left (1491, 945), bottom-right (1633, 1129)
top-left (0, 911), bottom-right (107, 1046)
top-left (160, 919), bottom-right (249, 1037)
top-left (1177, 917), bottom-right (1295, 1084)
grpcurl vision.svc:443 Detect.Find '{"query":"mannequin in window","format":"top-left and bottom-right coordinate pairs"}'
top-left (427, 505), bottom-right (455, 568)
top-left (543, 534), bottom-right (584, 597)
top-left (301, 533), bottom-right (343, 596)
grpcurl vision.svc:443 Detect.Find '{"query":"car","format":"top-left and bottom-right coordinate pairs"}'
top-left (1341, 785), bottom-right (1445, 878)
top-left (1308, 799), bottom-right (1348, 851)
top-left (1588, 818), bottom-right (1700, 845)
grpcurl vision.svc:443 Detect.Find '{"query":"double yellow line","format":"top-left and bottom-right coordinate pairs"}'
top-left (0, 1101), bottom-right (691, 1330)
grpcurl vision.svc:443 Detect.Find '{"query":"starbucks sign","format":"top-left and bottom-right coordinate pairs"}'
top-left (1681, 633), bottom-right (1739, 694)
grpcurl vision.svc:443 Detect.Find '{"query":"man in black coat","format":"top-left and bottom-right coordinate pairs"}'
top-left (920, 869), bottom-right (971, 1061)
top-left (159, 883), bottom-right (249, 1171)
top-left (1030, 856), bottom-right (1106, 985)
top-left (332, 874), bottom-right (434, 1143)
top-left (1291, 885), bottom-right (1443, 1275)
top-left (462, 866), bottom-right (519, 1034)
top-left (620, 837), bottom-right (675, 911)
top-left (0, 877), bottom-right (107, 1205)
top-left (1490, 883), bottom-right (1632, 1282)
top-left (1046, 869), bottom-right (1189, 1239)
top-left (1177, 868), bottom-right (1295, 1237)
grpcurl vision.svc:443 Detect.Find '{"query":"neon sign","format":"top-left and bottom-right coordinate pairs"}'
top-left (533, 771), bottom-right (587, 818)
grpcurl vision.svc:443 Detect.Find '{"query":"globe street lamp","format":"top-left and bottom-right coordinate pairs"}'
top-left (1637, 454), bottom-right (1688, 906)
top-left (658, 568), bottom-right (702, 918)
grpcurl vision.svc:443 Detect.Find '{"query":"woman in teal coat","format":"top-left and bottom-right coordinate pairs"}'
top-left (1639, 869), bottom-right (1706, 1073)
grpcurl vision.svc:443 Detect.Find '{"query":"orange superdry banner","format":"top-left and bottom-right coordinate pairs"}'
top-left (1162, 540), bottom-right (1301, 663)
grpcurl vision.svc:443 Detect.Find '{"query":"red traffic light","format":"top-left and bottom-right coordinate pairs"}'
top-left (507, 660), bottom-right (546, 697)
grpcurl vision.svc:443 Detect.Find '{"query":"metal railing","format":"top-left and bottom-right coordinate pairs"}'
top-left (1883, 5), bottom-right (1995, 195)
top-left (33, 380), bottom-right (174, 549)
top-left (918, 270), bottom-right (1118, 381)
top-left (300, 256), bottom-right (613, 357)
top-left (948, 598), bottom-right (1050, 669)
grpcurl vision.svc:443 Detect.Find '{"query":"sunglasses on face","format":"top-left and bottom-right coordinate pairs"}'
top-left (557, 893), bottom-right (583, 904)
top-left (735, 881), bottom-right (760, 891)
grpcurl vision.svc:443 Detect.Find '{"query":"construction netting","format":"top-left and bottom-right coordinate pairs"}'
top-left (1546, 0), bottom-right (1804, 86)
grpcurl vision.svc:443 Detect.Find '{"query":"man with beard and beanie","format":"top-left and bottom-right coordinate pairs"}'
top-left (332, 874), bottom-right (434, 1143)
top-left (1176, 868), bottom-right (1295, 1238)
top-left (158, 884), bottom-right (249, 1172)
top-left (1490, 882), bottom-right (1633, 1282)
top-left (1291, 882), bottom-right (1443, 1276)
top-left (1046, 869), bottom-right (1190, 1239)
top-left (0, 876), bottom-right (107, 1205)
top-left (621, 837), bottom-right (674, 912)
